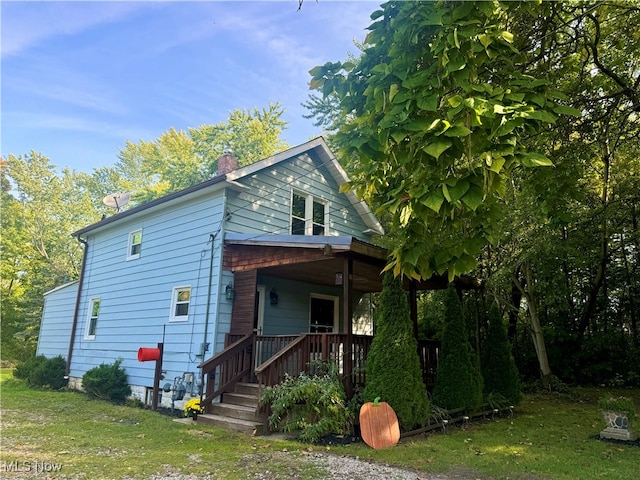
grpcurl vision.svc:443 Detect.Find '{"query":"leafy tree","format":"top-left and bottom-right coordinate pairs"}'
top-left (2, 153), bottom-right (98, 360)
top-left (113, 103), bottom-right (289, 204)
top-left (481, 302), bottom-right (521, 405)
top-left (432, 287), bottom-right (483, 412)
top-left (363, 272), bottom-right (429, 431)
top-left (310, 1), bottom-right (575, 282)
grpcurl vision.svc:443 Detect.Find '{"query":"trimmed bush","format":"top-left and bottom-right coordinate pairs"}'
top-left (363, 272), bottom-right (429, 431)
top-left (481, 303), bottom-right (522, 405)
top-left (13, 355), bottom-right (67, 389)
top-left (260, 361), bottom-right (352, 443)
top-left (82, 359), bottom-right (131, 403)
top-left (432, 287), bottom-right (483, 412)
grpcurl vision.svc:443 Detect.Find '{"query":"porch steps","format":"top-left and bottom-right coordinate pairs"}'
top-left (196, 382), bottom-right (266, 435)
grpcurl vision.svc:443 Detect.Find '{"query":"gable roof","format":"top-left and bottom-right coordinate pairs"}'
top-left (73, 137), bottom-right (383, 237)
top-left (226, 137), bottom-right (384, 236)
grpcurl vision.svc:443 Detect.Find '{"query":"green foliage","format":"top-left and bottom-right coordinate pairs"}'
top-left (82, 359), bottom-right (131, 404)
top-left (13, 355), bottom-right (67, 389)
top-left (481, 303), bottom-right (522, 405)
top-left (115, 103), bottom-right (289, 204)
top-left (363, 272), bottom-right (429, 430)
top-left (311, 0), bottom-right (568, 282)
top-left (598, 395), bottom-right (636, 416)
top-left (432, 287), bottom-right (483, 412)
top-left (260, 361), bottom-right (353, 443)
top-left (417, 290), bottom-right (448, 340)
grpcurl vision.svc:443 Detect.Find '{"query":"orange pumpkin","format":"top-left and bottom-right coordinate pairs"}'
top-left (359, 397), bottom-right (400, 449)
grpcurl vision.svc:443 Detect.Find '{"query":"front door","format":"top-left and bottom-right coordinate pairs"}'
top-left (309, 294), bottom-right (339, 333)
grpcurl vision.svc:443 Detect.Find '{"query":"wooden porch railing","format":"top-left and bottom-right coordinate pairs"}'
top-left (197, 334), bottom-right (253, 411)
top-left (199, 334), bottom-right (440, 408)
top-left (254, 333), bottom-right (373, 391)
top-left (418, 339), bottom-right (440, 388)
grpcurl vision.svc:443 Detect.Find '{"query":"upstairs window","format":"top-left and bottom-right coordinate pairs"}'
top-left (291, 191), bottom-right (327, 236)
top-left (127, 229), bottom-right (142, 260)
top-left (170, 286), bottom-right (191, 322)
top-left (85, 298), bottom-right (100, 340)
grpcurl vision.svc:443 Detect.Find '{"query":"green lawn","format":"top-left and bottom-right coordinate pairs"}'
top-left (0, 367), bottom-right (13, 382)
top-left (1, 378), bottom-right (638, 479)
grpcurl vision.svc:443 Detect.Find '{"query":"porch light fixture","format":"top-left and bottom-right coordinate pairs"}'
top-left (270, 288), bottom-right (279, 305)
top-left (225, 282), bottom-right (235, 301)
top-left (335, 272), bottom-right (343, 286)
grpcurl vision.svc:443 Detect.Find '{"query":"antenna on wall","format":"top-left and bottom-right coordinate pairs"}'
top-left (102, 192), bottom-right (131, 212)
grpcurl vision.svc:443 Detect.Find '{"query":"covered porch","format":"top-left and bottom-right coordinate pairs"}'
top-left (198, 234), bottom-right (465, 411)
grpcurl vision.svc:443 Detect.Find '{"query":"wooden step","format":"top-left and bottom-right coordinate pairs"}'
top-left (223, 391), bottom-right (259, 408)
top-left (235, 382), bottom-right (262, 396)
top-left (196, 413), bottom-right (264, 436)
top-left (210, 402), bottom-right (259, 421)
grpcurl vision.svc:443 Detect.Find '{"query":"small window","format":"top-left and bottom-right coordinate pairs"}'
top-left (85, 298), bottom-right (100, 340)
top-left (290, 191), bottom-right (327, 236)
top-left (128, 229), bottom-right (142, 260)
top-left (170, 286), bottom-right (191, 322)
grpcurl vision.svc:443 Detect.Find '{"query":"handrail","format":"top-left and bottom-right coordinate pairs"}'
top-left (254, 334), bottom-right (308, 380)
top-left (197, 333), bottom-right (254, 410)
top-left (254, 333), bottom-right (373, 392)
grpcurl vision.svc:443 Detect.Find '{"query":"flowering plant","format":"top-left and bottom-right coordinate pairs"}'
top-left (183, 398), bottom-right (204, 417)
top-left (597, 395), bottom-right (636, 416)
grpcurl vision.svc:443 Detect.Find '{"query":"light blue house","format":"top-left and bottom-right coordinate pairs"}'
top-left (37, 138), bottom-right (396, 418)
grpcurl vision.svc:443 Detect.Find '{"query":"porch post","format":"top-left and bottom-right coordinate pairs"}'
top-left (343, 257), bottom-right (353, 398)
top-left (410, 279), bottom-right (418, 339)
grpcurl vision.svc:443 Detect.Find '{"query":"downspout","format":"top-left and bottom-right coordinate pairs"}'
top-left (65, 236), bottom-right (88, 379)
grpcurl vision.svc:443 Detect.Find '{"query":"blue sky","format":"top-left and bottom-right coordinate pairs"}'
top-left (1, 1), bottom-right (380, 173)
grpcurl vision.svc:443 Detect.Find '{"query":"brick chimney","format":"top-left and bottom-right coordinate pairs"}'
top-left (216, 149), bottom-right (238, 176)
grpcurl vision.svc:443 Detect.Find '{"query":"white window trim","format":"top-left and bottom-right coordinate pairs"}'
top-left (84, 297), bottom-right (100, 340)
top-left (170, 285), bottom-right (191, 322)
top-left (127, 229), bottom-right (143, 261)
top-left (290, 190), bottom-right (329, 236)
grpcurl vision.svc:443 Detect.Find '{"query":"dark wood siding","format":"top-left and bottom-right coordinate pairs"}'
top-left (229, 269), bottom-right (257, 335)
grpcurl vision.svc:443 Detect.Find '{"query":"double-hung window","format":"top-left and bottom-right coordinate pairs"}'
top-left (127, 229), bottom-right (142, 260)
top-left (85, 298), bottom-right (100, 340)
top-left (170, 286), bottom-right (191, 322)
top-left (291, 191), bottom-right (327, 236)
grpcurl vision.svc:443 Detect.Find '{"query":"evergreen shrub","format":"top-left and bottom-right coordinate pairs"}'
top-left (82, 359), bottom-right (131, 403)
top-left (481, 303), bottom-right (522, 405)
top-left (432, 287), bottom-right (483, 412)
top-left (13, 355), bottom-right (67, 389)
top-left (363, 272), bottom-right (429, 431)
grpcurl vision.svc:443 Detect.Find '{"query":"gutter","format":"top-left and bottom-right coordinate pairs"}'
top-left (65, 236), bottom-right (88, 378)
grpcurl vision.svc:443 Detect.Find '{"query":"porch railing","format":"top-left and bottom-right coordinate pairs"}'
top-left (199, 334), bottom-right (439, 409)
top-left (418, 339), bottom-right (440, 388)
top-left (198, 333), bottom-right (253, 411)
top-left (254, 333), bottom-right (373, 391)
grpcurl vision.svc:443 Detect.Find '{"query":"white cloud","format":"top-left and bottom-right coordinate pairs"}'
top-left (1, 1), bottom-right (151, 58)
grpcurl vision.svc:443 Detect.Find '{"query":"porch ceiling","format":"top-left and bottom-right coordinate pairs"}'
top-left (223, 235), bottom-right (387, 293)
top-left (222, 234), bottom-right (484, 293)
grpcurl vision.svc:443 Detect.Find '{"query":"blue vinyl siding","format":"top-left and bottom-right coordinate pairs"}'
top-left (70, 191), bottom-right (230, 387)
top-left (37, 281), bottom-right (79, 359)
top-left (258, 275), bottom-right (344, 335)
top-left (226, 152), bottom-right (371, 239)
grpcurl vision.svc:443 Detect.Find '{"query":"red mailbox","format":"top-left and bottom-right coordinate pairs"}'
top-left (137, 347), bottom-right (161, 362)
